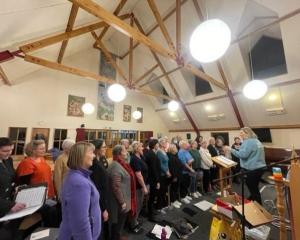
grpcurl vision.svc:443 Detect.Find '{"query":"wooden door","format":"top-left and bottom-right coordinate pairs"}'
top-left (31, 128), bottom-right (50, 149)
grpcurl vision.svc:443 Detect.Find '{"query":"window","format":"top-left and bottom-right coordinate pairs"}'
top-left (8, 127), bottom-right (27, 155)
top-left (53, 129), bottom-right (68, 150)
top-left (195, 67), bottom-right (213, 96)
top-left (250, 36), bottom-right (287, 79)
top-left (162, 87), bottom-right (170, 104)
top-left (85, 129), bottom-right (97, 143)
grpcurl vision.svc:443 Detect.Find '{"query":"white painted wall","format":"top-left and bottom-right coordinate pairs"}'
top-left (169, 128), bottom-right (300, 149)
top-left (0, 49), bottom-right (168, 149)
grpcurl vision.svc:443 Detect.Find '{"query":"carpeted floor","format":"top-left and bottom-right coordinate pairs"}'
top-left (125, 172), bottom-right (291, 240)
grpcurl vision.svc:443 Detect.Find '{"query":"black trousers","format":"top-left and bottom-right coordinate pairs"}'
top-left (180, 174), bottom-right (190, 198)
top-left (110, 211), bottom-right (128, 240)
top-left (170, 180), bottom-right (180, 203)
top-left (202, 169), bottom-right (211, 193)
top-left (0, 219), bottom-right (23, 240)
top-left (148, 182), bottom-right (159, 216)
top-left (157, 176), bottom-right (169, 209)
top-left (245, 169), bottom-right (264, 204)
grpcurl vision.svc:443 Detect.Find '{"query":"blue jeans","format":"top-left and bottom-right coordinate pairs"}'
top-left (189, 169), bottom-right (203, 193)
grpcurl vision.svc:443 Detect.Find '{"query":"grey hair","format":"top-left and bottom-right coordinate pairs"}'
top-left (179, 140), bottom-right (188, 148)
top-left (120, 139), bottom-right (129, 144)
top-left (112, 144), bottom-right (123, 156)
top-left (158, 137), bottom-right (167, 146)
top-left (62, 139), bottom-right (75, 152)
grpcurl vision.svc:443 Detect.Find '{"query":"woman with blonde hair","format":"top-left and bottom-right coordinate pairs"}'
top-left (59, 142), bottom-right (101, 240)
top-left (17, 139), bottom-right (55, 198)
top-left (54, 139), bottom-right (75, 199)
top-left (231, 127), bottom-right (266, 204)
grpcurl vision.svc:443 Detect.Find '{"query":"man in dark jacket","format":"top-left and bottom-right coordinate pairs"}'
top-left (145, 139), bottom-right (160, 220)
top-left (0, 138), bottom-right (26, 240)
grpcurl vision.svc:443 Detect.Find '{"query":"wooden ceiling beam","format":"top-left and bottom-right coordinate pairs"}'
top-left (131, 15), bottom-right (226, 90)
top-left (0, 65), bottom-right (11, 86)
top-left (133, 64), bottom-right (159, 85)
top-left (69, 0), bottom-right (177, 60)
top-left (19, 13), bottom-right (131, 53)
top-left (139, 66), bottom-right (182, 88)
top-left (176, 0), bottom-right (181, 55)
top-left (147, 0), bottom-right (176, 52)
top-left (91, 31), bottom-right (128, 83)
top-left (133, 16), bottom-right (200, 136)
top-left (93, 0), bottom-right (128, 46)
top-left (24, 54), bottom-right (173, 101)
top-left (129, 16), bottom-right (134, 86)
top-left (121, 0), bottom-right (189, 59)
top-left (57, 4), bottom-right (79, 63)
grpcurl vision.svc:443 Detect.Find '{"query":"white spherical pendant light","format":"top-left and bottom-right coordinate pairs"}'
top-left (132, 110), bottom-right (142, 120)
top-left (243, 80), bottom-right (268, 100)
top-left (189, 19), bottom-right (231, 63)
top-left (168, 100), bottom-right (179, 112)
top-left (107, 83), bottom-right (126, 102)
top-left (81, 103), bottom-right (95, 115)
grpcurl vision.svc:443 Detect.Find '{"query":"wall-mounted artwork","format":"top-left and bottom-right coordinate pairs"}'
top-left (67, 95), bottom-right (85, 117)
top-left (97, 83), bottom-right (114, 121)
top-left (137, 107), bottom-right (143, 123)
top-left (123, 105), bottom-right (131, 122)
top-left (99, 52), bottom-right (117, 80)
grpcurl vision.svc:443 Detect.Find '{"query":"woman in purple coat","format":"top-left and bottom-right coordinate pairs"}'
top-left (59, 142), bottom-right (101, 240)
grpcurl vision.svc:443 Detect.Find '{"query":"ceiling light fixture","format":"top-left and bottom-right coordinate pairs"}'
top-left (243, 80), bottom-right (268, 100)
top-left (107, 83), bottom-right (126, 102)
top-left (132, 110), bottom-right (142, 120)
top-left (81, 103), bottom-right (95, 115)
top-left (189, 19), bottom-right (231, 63)
top-left (168, 100), bottom-right (179, 112)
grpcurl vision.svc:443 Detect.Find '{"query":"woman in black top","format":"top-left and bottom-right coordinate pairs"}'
top-left (167, 144), bottom-right (182, 207)
top-left (0, 138), bottom-right (26, 240)
top-left (90, 139), bottom-right (109, 240)
top-left (145, 139), bottom-right (160, 220)
top-left (130, 141), bottom-right (148, 231)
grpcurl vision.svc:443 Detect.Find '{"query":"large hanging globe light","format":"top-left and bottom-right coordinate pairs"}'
top-left (243, 80), bottom-right (268, 100)
top-left (168, 100), bottom-right (179, 112)
top-left (132, 110), bottom-right (142, 120)
top-left (189, 19), bottom-right (231, 63)
top-left (81, 103), bottom-right (95, 115)
top-left (107, 83), bottom-right (126, 102)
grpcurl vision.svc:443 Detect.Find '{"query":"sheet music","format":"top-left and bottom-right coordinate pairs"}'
top-left (0, 186), bottom-right (46, 222)
top-left (194, 200), bottom-right (214, 211)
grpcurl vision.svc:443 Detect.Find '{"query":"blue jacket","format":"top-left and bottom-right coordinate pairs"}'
top-left (59, 169), bottom-right (101, 240)
top-left (157, 149), bottom-right (169, 176)
top-left (231, 138), bottom-right (266, 170)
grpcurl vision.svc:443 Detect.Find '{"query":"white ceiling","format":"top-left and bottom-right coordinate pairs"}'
top-left (1, 0), bottom-right (300, 130)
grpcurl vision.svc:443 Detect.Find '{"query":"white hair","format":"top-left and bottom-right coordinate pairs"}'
top-left (62, 139), bottom-right (75, 152)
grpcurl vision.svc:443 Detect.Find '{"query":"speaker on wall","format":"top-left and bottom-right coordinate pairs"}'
top-left (186, 133), bottom-right (191, 140)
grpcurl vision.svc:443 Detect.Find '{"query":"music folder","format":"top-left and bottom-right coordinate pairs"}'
top-left (0, 183), bottom-right (47, 222)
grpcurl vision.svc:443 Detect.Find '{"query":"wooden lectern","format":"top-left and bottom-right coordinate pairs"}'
top-left (212, 156), bottom-right (237, 196)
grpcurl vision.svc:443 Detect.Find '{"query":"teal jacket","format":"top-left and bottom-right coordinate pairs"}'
top-left (231, 138), bottom-right (266, 170)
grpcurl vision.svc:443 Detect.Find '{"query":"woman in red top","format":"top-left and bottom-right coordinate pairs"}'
top-left (17, 139), bottom-right (55, 198)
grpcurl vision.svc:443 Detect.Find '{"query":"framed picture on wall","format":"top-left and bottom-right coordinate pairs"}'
top-left (123, 105), bottom-right (131, 122)
top-left (67, 95), bottom-right (85, 117)
top-left (97, 83), bottom-right (114, 121)
top-left (137, 107), bottom-right (143, 123)
top-left (99, 52), bottom-right (117, 80)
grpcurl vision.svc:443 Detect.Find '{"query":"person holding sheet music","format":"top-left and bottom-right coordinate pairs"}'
top-left (231, 127), bottom-right (266, 204)
top-left (0, 137), bottom-right (26, 240)
top-left (59, 142), bottom-right (101, 240)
